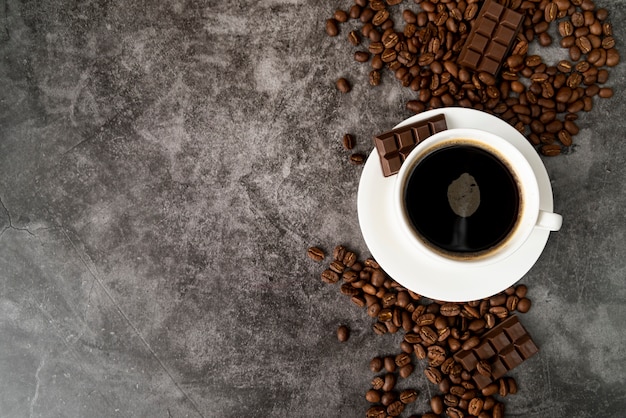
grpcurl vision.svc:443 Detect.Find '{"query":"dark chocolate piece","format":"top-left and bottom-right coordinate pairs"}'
top-left (453, 315), bottom-right (538, 389)
top-left (373, 114), bottom-right (448, 177)
top-left (458, 0), bottom-right (523, 76)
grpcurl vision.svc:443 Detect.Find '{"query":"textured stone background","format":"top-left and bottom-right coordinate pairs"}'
top-left (1, 0), bottom-right (625, 417)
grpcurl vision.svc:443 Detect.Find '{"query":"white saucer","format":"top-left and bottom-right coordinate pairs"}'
top-left (357, 108), bottom-right (556, 302)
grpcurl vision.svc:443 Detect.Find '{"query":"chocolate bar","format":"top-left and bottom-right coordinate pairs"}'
top-left (453, 315), bottom-right (538, 389)
top-left (373, 114), bottom-right (447, 177)
top-left (458, 0), bottom-right (523, 76)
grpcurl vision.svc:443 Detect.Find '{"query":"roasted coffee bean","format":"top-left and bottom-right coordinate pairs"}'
top-left (354, 50), bottom-right (370, 63)
top-left (545, 2), bottom-right (558, 22)
top-left (431, 395), bottom-right (444, 414)
top-left (370, 357), bottom-right (383, 373)
top-left (372, 321), bottom-right (387, 335)
top-left (349, 4), bottom-right (362, 19)
top-left (325, 19), bottom-right (339, 37)
top-left (382, 373), bottom-right (396, 392)
top-left (343, 251), bottom-right (356, 267)
top-left (517, 297), bottom-right (532, 312)
top-left (425, 366), bottom-right (443, 384)
top-left (400, 389), bottom-right (419, 404)
top-left (387, 400), bottom-right (404, 417)
top-left (420, 326), bottom-right (438, 345)
top-left (399, 363), bottom-right (414, 378)
top-left (477, 360), bottom-right (492, 377)
top-left (333, 245), bottom-right (346, 261)
top-left (395, 352), bottom-right (411, 367)
top-left (349, 153), bottom-right (365, 165)
top-left (507, 377), bottom-right (518, 394)
top-left (462, 336), bottom-right (480, 351)
top-left (384, 356), bottom-right (396, 372)
top-left (337, 325), bottom-right (349, 342)
top-left (440, 303), bottom-right (461, 316)
top-left (340, 284), bottom-right (359, 296)
top-left (347, 30), bottom-right (360, 46)
top-left (371, 376), bottom-right (384, 390)
top-left (321, 269), bottom-right (339, 284)
top-left (541, 144), bottom-right (561, 156)
top-left (341, 134), bottom-right (355, 151)
top-left (599, 87), bottom-right (614, 98)
top-left (576, 36), bottom-right (592, 54)
top-left (469, 397), bottom-right (484, 415)
top-left (381, 391), bottom-right (396, 406)
top-left (329, 260), bottom-right (345, 274)
top-left (336, 77), bottom-right (351, 93)
top-left (493, 402), bottom-right (505, 418)
top-left (366, 405), bottom-right (385, 418)
top-left (307, 246), bottom-right (324, 261)
top-left (366, 389), bottom-right (381, 403)
top-left (446, 407), bottom-right (464, 418)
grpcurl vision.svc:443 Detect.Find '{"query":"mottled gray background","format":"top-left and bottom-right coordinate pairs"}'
top-left (1, 0), bottom-right (625, 417)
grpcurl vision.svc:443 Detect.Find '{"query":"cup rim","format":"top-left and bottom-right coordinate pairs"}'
top-left (393, 128), bottom-right (541, 267)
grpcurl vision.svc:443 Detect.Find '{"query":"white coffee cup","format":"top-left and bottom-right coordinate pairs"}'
top-left (393, 128), bottom-right (562, 267)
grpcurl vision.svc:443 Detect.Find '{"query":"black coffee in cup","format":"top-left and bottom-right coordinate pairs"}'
top-left (403, 142), bottom-right (520, 256)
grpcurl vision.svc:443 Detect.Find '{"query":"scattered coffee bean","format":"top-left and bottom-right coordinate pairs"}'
top-left (307, 246), bottom-right (324, 261)
top-left (342, 133), bottom-right (355, 150)
top-left (325, 18), bottom-right (338, 37)
top-left (335, 77), bottom-right (350, 93)
top-left (349, 153), bottom-right (365, 165)
top-left (337, 325), bottom-right (349, 342)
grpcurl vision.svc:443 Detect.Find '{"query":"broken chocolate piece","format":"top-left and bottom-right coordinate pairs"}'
top-left (373, 114), bottom-right (448, 177)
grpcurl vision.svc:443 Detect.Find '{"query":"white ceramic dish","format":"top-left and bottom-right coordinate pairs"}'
top-left (357, 107), bottom-right (556, 302)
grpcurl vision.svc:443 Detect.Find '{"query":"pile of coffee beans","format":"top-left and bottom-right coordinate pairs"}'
top-left (308, 244), bottom-right (534, 417)
top-left (325, 0), bottom-right (619, 156)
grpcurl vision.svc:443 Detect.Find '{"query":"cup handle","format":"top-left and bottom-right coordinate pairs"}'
top-left (536, 210), bottom-right (563, 231)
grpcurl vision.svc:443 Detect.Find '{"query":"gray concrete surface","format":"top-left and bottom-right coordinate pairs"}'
top-left (1, 0), bottom-right (625, 417)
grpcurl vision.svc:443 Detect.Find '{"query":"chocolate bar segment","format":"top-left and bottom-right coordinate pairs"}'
top-left (453, 315), bottom-right (538, 389)
top-left (373, 114), bottom-right (447, 177)
top-left (458, 0), bottom-right (523, 76)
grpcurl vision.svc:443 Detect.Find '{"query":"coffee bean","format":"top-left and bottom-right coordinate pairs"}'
top-left (493, 402), bottom-right (505, 418)
top-left (349, 4), bottom-right (362, 19)
top-left (380, 391), bottom-right (396, 406)
top-left (508, 377), bottom-right (518, 394)
top-left (325, 19), bottom-right (339, 37)
top-left (366, 405), bottom-right (386, 418)
top-left (425, 366), bottom-right (443, 384)
top-left (598, 87), bottom-right (613, 98)
top-left (399, 363), bottom-right (414, 378)
top-left (400, 388), bottom-right (418, 404)
top-left (517, 297), bottom-right (532, 312)
top-left (387, 400), bottom-right (404, 417)
top-left (462, 336), bottom-right (481, 351)
top-left (307, 246), bottom-right (324, 261)
top-left (545, 2), bottom-right (558, 22)
top-left (354, 50), bottom-right (370, 63)
top-left (365, 388), bottom-right (381, 403)
top-left (382, 373), bottom-right (396, 392)
top-left (477, 360), bottom-right (492, 377)
top-left (440, 303), bottom-right (461, 316)
top-left (371, 376), bottom-right (384, 390)
top-left (336, 77), bottom-right (350, 93)
top-left (446, 407), bottom-right (464, 418)
top-left (321, 269), bottom-right (339, 284)
top-left (576, 36), bottom-right (592, 54)
top-left (372, 321), bottom-right (387, 335)
top-left (430, 395), bottom-right (444, 414)
top-left (337, 325), bottom-right (349, 342)
top-left (465, 3), bottom-right (479, 20)
top-left (395, 352), bottom-right (411, 367)
top-left (606, 48), bottom-right (620, 66)
top-left (349, 153), bottom-right (365, 165)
